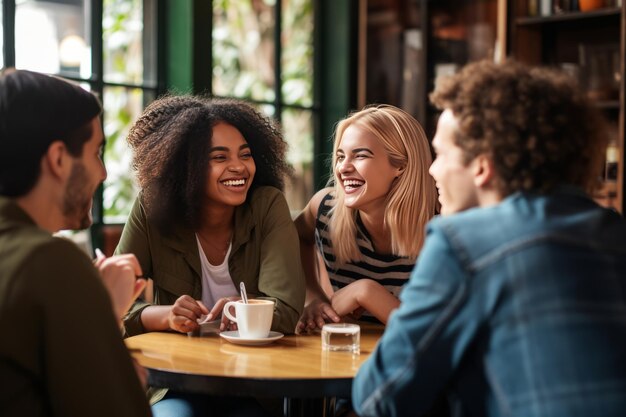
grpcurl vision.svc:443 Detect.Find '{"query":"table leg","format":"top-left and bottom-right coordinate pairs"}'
top-left (283, 397), bottom-right (337, 417)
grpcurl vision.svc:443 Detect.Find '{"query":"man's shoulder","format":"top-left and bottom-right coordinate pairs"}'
top-left (5, 221), bottom-right (83, 251)
top-left (1, 225), bottom-right (93, 282)
top-left (428, 194), bottom-right (534, 252)
top-left (428, 191), bottom-right (626, 268)
top-left (429, 203), bottom-right (500, 235)
top-left (0, 220), bottom-right (57, 262)
top-left (430, 192), bottom-right (559, 234)
top-left (0, 227), bottom-right (99, 319)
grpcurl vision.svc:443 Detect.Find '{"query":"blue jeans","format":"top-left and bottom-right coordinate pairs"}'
top-left (152, 391), bottom-right (274, 417)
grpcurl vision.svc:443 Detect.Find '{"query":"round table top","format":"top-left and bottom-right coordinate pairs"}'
top-left (125, 323), bottom-right (384, 397)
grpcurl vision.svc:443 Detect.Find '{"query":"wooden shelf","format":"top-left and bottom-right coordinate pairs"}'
top-left (516, 7), bottom-right (621, 25)
top-left (595, 100), bottom-right (621, 110)
top-left (594, 181), bottom-right (620, 211)
top-left (361, 0), bottom-right (624, 213)
top-left (511, 0), bottom-right (624, 213)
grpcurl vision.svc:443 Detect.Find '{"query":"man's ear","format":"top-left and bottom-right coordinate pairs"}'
top-left (472, 154), bottom-right (495, 188)
top-left (43, 141), bottom-right (72, 180)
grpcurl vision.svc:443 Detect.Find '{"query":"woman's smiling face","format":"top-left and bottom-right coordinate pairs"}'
top-left (334, 124), bottom-right (402, 213)
top-left (205, 122), bottom-right (256, 208)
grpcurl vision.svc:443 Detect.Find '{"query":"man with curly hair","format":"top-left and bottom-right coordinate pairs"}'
top-left (353, 60), bottom-right (626, 417)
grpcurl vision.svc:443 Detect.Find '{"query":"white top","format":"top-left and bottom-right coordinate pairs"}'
top-left (195, 234), bottom-right (238, 308)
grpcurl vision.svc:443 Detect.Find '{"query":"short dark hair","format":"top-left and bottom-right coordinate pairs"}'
top-left (0, 69), bottom-right (102, 197)
top-left (127, 95), bottom-right (292, 231)
top-left (430, 60), bottom-right (608, 195)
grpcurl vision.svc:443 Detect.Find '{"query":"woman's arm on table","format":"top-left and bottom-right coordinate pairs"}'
top-left (116, 196), bottom-right (207, 335)
top-left (294, 188), bottom-right (341, 333)
top-left (331, 279), bottom-right (400, 324)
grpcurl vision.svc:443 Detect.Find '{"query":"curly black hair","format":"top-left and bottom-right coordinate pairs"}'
top-left (127, 95), bottom-right (292, 231)
top-left (430, 60), bottom-right (609, 196)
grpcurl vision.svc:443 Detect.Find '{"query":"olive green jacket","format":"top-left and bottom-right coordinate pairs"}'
top-left (0, 197), bottom-right (151, 417)
top-left (117, 186), bottom-right (305, 337)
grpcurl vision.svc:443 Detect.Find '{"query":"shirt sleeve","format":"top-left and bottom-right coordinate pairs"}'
top-left (352, 222), bottom-right (476, 417)
top-left (116, 196), bottom-right (153, 337)
top-left (15, 238), bottom-right (152, 417)
top-left (256, 189), bottom-right (306, 334)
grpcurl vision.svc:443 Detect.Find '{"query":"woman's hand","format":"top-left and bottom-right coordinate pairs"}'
top-left (329, 281), bottom-right (366, 318)
top-left (95, 252), bottom-right (146, 320)
top-left (296, 297), bottom-right (340, 334)
top-left (331, 279), bottom-right (400, 324)
top-left (168, 295), bottom-right (208, 333)
top-left (203, 296), bottom-right (241, 331)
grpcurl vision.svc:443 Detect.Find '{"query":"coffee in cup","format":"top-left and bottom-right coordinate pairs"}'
top-left (223, 299), bottom-right (274, 339)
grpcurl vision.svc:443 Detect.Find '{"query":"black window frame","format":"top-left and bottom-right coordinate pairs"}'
top-left (1, 0), bottom-right (166, 250)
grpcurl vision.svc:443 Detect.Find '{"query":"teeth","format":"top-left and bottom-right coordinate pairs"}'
top-left (343, 180), bottom-right (364, 187)
top-left (222, 179), bottom-right (246, 186)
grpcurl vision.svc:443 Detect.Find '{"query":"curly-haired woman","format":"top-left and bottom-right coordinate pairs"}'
top-left (116, 96), bottom-right (305, 417)
top-left (295, 104), bottom-right (438, 333)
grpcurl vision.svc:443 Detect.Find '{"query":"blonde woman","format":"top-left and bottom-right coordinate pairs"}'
top-left (295, 104), bottom-right (437, 332)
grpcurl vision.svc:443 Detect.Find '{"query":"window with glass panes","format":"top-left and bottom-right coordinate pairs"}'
top-left (1, 0), bottom-right (161, 249)
top-left (211, 0), bottom-right (316, 210)
top-left (2, 0), bottom-right (324, 247)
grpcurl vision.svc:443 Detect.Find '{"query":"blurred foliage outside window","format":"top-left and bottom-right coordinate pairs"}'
top-left (102, 0), bottom-right (155, 223)
top-left (0, 1), bottom-right (3, 69)
top-left (5, 0), bottom-right (314, 219)
top-left (213, 0), bottom-right (315, 209)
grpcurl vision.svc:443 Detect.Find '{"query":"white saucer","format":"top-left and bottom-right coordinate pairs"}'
top-left (220, 330), bottom-right (284, 346)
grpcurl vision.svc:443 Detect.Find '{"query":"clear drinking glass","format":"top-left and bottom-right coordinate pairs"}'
top-left (321, 323), bottom-right (360, 354)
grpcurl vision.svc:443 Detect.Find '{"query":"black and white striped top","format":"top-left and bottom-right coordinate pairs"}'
top-left (314, 192), bottom-right (416, 322)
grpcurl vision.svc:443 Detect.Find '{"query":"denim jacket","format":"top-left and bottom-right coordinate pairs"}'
top-left (353, 189), bottom-right (626, 417)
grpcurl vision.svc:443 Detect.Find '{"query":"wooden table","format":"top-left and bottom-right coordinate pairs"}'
top-left (126, 324), bottom-right (383, 417)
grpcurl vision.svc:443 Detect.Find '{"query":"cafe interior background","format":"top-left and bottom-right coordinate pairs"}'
top-left (1, 0), bottom-right (623, 254)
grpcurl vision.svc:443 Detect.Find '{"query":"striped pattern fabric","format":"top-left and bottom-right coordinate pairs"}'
top-left (314, 193), bottom-right (416, 321)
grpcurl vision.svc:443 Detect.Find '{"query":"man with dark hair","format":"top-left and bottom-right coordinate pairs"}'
top-left (352, 60), bottom-right (626, 417)
top-left (0, 69), bottom-right (151, 416)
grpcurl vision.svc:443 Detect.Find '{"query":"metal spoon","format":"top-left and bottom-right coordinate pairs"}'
top-left (240, 281), bottom-right (248, 304)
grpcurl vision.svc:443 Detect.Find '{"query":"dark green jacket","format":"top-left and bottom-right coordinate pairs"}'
top-left (118, 186), bottom-right (305, 337)
top-left (0, 197), bottom-right (151, 417)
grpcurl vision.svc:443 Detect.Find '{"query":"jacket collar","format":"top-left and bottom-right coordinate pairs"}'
top-left (161, 225), bottom-right (201, 276)
top-left (159, 197), bottom-right (257, 277)
top-left (0, 196), bottom-right (38, 231)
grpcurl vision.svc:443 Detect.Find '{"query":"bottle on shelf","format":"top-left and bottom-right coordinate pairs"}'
top-left (606, 139), bottom-right (619, 183)
top-left (579, 0), bottom-right (606, 11)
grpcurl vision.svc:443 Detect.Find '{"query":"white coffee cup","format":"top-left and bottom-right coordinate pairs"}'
top-left (223, 299), bottom-right (274, 339)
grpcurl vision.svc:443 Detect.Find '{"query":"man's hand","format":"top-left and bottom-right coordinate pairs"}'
top-left (94, 251), bottom-right (146, 320)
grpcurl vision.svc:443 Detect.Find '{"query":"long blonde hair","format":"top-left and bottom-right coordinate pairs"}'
top-left (328, 104), bottom-right (437, 263)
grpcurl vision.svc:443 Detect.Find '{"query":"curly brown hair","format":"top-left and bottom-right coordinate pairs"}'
top-left (127, 95), bottom-right (292, 231)
top-left (430, 60), bottom-right (609, 196)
